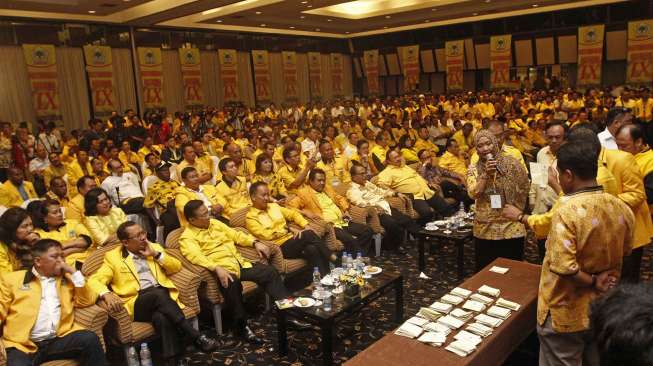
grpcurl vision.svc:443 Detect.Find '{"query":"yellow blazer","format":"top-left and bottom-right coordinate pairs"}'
top-left (0, 180), bottom-right (37, 207)
top-left (0, 270), bottom-right (95, 353)
top-left (88, 244), bottom-right (183, 318)
top-left (601, 148), bottom-right (653, 248)
top-left (66, 160), bottom-right (93, 194)
top-left (287, 185), bottom-right (350, 219)
top-left (174, 185), bottom-right (224, 227)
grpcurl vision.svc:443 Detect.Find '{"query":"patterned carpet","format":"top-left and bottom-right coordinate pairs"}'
top-left (106, 236), bottom-right (653, 365)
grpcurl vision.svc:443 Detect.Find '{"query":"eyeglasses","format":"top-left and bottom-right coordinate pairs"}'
top-left (127, 231), bottom-right (147, 240)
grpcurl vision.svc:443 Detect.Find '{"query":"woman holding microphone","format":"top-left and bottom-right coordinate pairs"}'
top-left (467, 129), bottom-right (529, 272)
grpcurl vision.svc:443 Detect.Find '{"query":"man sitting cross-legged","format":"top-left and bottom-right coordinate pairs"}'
top-left (88, 221), bottom-right (219, 365)
top-left (179, 200), bottom-right (308, 344)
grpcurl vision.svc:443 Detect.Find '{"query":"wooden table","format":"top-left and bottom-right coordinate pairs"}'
top-left (416, 227), bottom-right (472, 279)
top-left (345, 258), bottom-right (541, 366)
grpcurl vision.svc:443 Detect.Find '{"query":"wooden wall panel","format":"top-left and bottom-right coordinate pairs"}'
top-left (558, 35), bottom-right (577, 64)
top-left (606, 30), bottom-right (627, 61)
top-left (386, 53), bottom-right (401, 75)
top-left (475, 43), bottom-right (490, 69)
top-left (515, 39), bottom-right (534, 66)
top-left (420, 50), bottom-right (436, 73)
top-left (435, 48), bottom-right (445, 72)
top-left (536, 37), bottom-right (555, 65)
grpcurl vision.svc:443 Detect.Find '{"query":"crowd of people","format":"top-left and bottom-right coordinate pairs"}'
top-left (1, 84), bottom-right (653, 365)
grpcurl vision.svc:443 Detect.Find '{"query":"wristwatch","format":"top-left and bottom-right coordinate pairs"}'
top-left (154, 251), bottom-right (162, 260)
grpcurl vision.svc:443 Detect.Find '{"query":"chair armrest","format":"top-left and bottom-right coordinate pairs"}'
top-left (239, 240), bottom-right (284, 273)
top-left (165, 249), bottom-right (223, 305)
top-left (305, 218), bottom-right (344, 252)
top-left (0, 339), bottom-right (6, 366)
top-left (97, 298), bottom-right (134, 345)
top-left (349, 206), bottom-right (384, 234)
top-left (386, 195), bottom-right (419, 219)
top-left (74, 305), bottom-right (109, 351)
top-left (169, 268), bottom-right (201, 318)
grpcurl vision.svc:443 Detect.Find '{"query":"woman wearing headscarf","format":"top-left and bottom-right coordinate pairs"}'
top-left (467, 129), bottom-right (529, 272)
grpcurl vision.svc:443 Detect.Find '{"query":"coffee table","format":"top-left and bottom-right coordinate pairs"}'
top-left (415, 227), bottom-right (472, 279)
top-left (276, 271), bottom-right (404, 366)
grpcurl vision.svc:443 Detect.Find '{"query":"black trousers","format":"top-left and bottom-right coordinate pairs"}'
top-left (379, 208), bottom-right (422, 251)
top-left (474, 237), bottom-right (525, 272)
top-left (120, 197), bottom-right (147, 215)
top-left (6, 330), bottom-right (105, 366)
top-left (281, 230), bottom-right (331, 275)
top-left (133, 286), bottom-right (199, 360)
top-left (440, 180), bottom-right (473, 209)
top-left (621, 246), bottom-right (644, 283)
top-left (413, 195), bottom-right (457, 224)
top-left (334, 221), bottom-right (374, 256)
top-left (161, 208), bottom-right (180, 242)
top-left (219, 263), bottom-right (289, 324)
top-left (537, 238), bottom-right (547, 264)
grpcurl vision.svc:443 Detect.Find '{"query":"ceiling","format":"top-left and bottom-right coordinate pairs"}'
top-left (0, 0), bottom-right (628, 38)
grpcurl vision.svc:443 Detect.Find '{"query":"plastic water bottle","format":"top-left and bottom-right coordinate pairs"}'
top-left (355, 251), bottom-right (364, 273)
top-left (140, 343), bottom-right (152, 366)
top-left (342, 252), bottom-right (349, 269)
top-left (458, 202), bottom-right (465, 217)
top-left (312, 267), bottom-right (323, 291)
top-left (126, 347), bottom-right (140, 366)
top-left (323, 292), bottom-right (332, 311)
top-left (346, 253), bottom-right (354, 270)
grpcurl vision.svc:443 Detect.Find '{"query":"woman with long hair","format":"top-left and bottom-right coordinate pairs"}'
top-left (30, 199), bottom-right (94, 268)
top-left (251, 154), bottom-right (287, 200)
top-left (398, 134), bottom-right (419, 165)
top-left (0, 207), bottom-right (40, 272)
top-left (467, 129), bottom-right (529, 272)
top-left (83, 187), bottom-right (127, 246)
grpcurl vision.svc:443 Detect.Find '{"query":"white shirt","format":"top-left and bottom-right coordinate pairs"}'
top-left (31, 268), bottom-right (85, 342)
top-left (346, 181), bottom-right (394, 215)
top-left (37, 132), bottom-right (61, 154)
top-left (301, 138), bottom-right (317, 157)
top-left (101, 172), bottom-right (143, 205)
top-left (29, 157), bottom-right (50, 174)
top-left (343, 143), bottom-right (357, 160)
top-left (529, 146), bottom-right (559, 214)
top-left (129, 251), bottom-right (165, 290)
top-left (598, 128), bottom-right (618, 150)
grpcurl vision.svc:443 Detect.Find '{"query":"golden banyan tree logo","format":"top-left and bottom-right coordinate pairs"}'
top-left (32, 47), bottom-right (49, 65)
top-left (256, 53), bottom-right (264, 64)
top-left (448, 44), bottom-right (460, 56)
top-left (223, 52), bottom-right (233, 63)
top-left (92, 48), bottom-right (106, 65)
top-left (584, 29), bottom-right (597, 43)
top-left (636, 22), bottom-right (650, 38)
top-left (496, 38), bottom-right (506, 51)
top-left (144, 50), bottom-right (156, 65)
top-left (184, 50), bottom-right (196, 64)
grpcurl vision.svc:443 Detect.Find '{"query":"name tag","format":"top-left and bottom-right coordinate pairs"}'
top-left (490, 194), bottom-right (502, 209)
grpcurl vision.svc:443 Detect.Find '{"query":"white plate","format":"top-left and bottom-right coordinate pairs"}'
top-left (433, 220), bottom-right (447, 225)
top-left (320, 275), bottom-right (334, 286)
top-left (293, 297), bottom-right (317, 307)
top-left (364, 266), bottom-right (382, 275)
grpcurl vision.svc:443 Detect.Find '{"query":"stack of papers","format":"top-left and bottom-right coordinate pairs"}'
top-left (462, 300), bottom-right (486, 313)
top-left (430, 301), bottom-right (453, 314)
top-left (489, 266), bottom-right (509, 274)
top-left (395, 322), bottom-right (424, 338)
top-left (474, 314), bottom-right (504, 328)
top-left (496, 298), bottom-right (521, 311)
top-left (450, 308), bottom-right (474, 321)
top-left (445, 339), bottom-right (477, 357)
top-left (487, 306), bottom-right (512, 320)
top-left (417, 331), bottom-right (447, 347)
top-left (441, 294), bottom-right (464, 305)
top-left (417, 307), bottom-right (443, 322)
top-left (454, 330), bottom-right (483, 347)
top-left (466, 322), bottom-right (493, 337)
top-left (478, 285), bottom-right (501, 297)
top-left (450, 287), bottom-right (472, 298)
top-left (437, 315), bottom-right (466, 330)
top-left (470, 293), bottom-right (495, 305)
top-left (406, 316), bottom-right (430, 327)
top-left (423, 322), bottom-right (452, 335)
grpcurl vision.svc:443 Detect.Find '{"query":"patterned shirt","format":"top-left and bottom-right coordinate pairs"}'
top-left (143, 179), bottom-right (180, 211)
top-left (537, 187), bottom-right (634, 333)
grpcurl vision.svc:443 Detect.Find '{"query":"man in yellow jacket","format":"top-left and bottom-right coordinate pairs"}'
top-left (0, 239), bottom-right (104, 365)
top-left (88, 221), bottom-right (218, 362)
top-left (179, 200), bottom-right (296, 343)
top-left (174, 166), bottom-right (224, 227)
top-left (0, 167), bottom-right (38, 208)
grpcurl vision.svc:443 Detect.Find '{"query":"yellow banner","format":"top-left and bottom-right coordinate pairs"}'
top-left (363, 50), bottom-right (380, 95)
top-left (445, 40), bottom-right (464, 91)
top-left (399, 45), bottom-right (420, 91)
top-left (218, 49), bottom-right (239, 102)
top-left (282, 51), bottom-right (298, 100)
top-left (490, 35), bottom-right (511, 89)
top-left (627, 19), bottom-right (653, 83)
top-left (330, 53), bottom-right (344, 96)
top-left (179, 48), bottom-right (203, 110)
top-left (137, 47), bottom-right (164, 110)
top-left (577, 25), bottom-right (604, 86)
top-left (252, 50), bottom-right (271, 102)
top-left (83, 45), bottom-right (116, 118)
top-left (308, 52), bottom-right (322, 98)
top-left (22, 44), bottom-right (61, 122)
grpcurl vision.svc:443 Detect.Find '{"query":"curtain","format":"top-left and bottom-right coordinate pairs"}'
top-left (296, 53), bottom-right (311, 104)
top-left (56, 47), bottom-right (91, 132)
top-left (0, 46), bottom-right (36, 126)
top-left (268, 52), bottom-right (285, 107)
top-left (162, 50), bottom-right (185, 113)
top-left (112, 48), bottom-right (138, 115)
top-left (342, 54), bottom-right (353, 99)
top-left (237, 52), bottom-right (255, 107)
top-left (200, 50), bottom-right (221, 108)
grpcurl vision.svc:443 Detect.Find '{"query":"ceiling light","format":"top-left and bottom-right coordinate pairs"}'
top-left (300, 15), bottom-right (305, 19)
top-left (289, 26), bottom-right (295, 29)
top-left (424, 19), bottom-right (430, 23)
top-left (431, 8), bottom-right (437, 11)
top-left (216, 19), bottom-right (223, 22)
top-left (385, 15), bottom-right (391, 18)
top-left (485, 0), bottom-right (491, 2)
top-left (307, 5), bottom-right (312, 7)
top-left (473, 12), bottom-right (478, 15)
top-left (255, 11), bottom-right (262, 14)
top-left (315, 28), bottom-right (320, 31)
top-left (260, 23), bottom-right (266, 26)
top-left (345, 31), bottom-right (350, 34)
top-left (88, 10), bottom-right (96, 14)
top-left (383, 26), bottom-right (388, 29)
top-left (327, 19), bottom-right (332, 21)
top-left (532, 4), bottom-right (539, 7)
top-left (301, 0), bottom-right (308, 2)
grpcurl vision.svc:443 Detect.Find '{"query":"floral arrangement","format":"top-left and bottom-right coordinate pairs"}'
top-left (339, 269), bottom-right (366, 287)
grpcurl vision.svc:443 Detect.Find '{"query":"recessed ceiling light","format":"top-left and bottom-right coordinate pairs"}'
top-left (385, 15), bottom-right (391, 18)
top-left (473, 12), bottom-right (478, 15)
top-left (301, 0), bottom-right (307, 3)
top-left (260, 23), bottom-right (266, 26)
top-left (255, 11), bottom-right (262, 14)
top-left (532, 4), bottom-right (538, 7)
top-left (216, 19), bottom-right (222, 23)
top-left (300, 15), bottom-right (305, 19)
top-left (383, 26), bottom-right (388, 29)
top-left (431, 8), bottom-right (437, 11)
top-left (485, 0), bottom-right (491, 2)
top-left (345, 31), bottom-right (350, 34)
top-left (315, 28), bottom-right (320, 31)
top-left (424, 19), bottom-right (430, 23)
top-left (88, 10), bottom-right (96, 13)
top-left (307, 5), bottom-right (312, 7)
top-left (327, 19), bottom-right (332, 22)
top-left (290, 26), bottom-right (295, 29)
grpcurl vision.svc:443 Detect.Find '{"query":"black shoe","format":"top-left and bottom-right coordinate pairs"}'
top-left (287, 319), bottom-right (312, 330)
top-left (238, 325), bottom-right (265, 344)
top-left (195, 334), bottom-right (220, 352)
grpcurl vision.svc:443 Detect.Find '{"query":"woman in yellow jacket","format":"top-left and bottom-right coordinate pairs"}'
top-left (0, 207), bottom-right (40, 273)
top-left (398, 135), bottom-right (420, 165)
top-left (30, 199), bottom-right (94, 268)
top-left (82, 187), bottom-right (127, 247)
